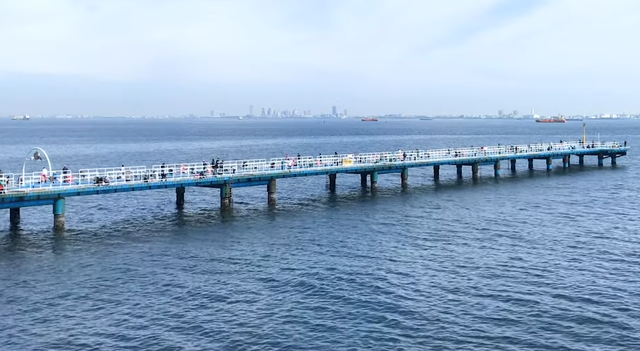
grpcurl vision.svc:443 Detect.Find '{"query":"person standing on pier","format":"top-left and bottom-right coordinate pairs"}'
top-left (41, 167), bottom-right (48, 183)
top-left (161, 163), bottom-right (167, 180)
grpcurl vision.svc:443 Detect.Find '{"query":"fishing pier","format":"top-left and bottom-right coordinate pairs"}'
top-left (0, 141), bottom-right (629, 230)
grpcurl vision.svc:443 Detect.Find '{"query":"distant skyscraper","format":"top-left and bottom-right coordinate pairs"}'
top-left (249, 105), bottom-right (254, 117)
top-left (332, 105), bottom-right (338, 117)
top-left (261, 107), bottom-right (266, 117)
top-left (513, 110), bottom-right (519, 116)
top-left (498, 110), bottom-right (504, 117)
top-left (343, 109), bottom-right (348, 117)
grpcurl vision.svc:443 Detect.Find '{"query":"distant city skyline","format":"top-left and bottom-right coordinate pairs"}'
top-left (1, 0), bottom-right (640, 116)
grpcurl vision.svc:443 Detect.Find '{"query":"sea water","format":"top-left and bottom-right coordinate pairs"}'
top-left (1, 118), bottom-right (639, 350)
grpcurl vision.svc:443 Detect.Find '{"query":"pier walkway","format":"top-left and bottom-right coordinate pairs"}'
top-left (0, 140), bottom-right (629, 230)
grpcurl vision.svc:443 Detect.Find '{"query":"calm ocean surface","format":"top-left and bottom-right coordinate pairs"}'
top-left (1, 118), bottom-right (639, 350)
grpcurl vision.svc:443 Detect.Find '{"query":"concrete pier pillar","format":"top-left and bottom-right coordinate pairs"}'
top-left (328, 173), bottom-right (337, 192)
top-left (220, 183), bottom-right (232, 210)
top-left (472, 163), bottom-right (479, 180)
top-left (494, 161), bottom-right (501, 177)
top-left (546, 157), bottom-right (553, 171)
top-left (9, 208), bottom-right (20, 226)
top-left (401, 168), bottom-right (409, 188)
top-left (611, 155), bottom-right (617, 166)
top-left (562, 156), bottom-right (569, 169)
top-left (579, 155), bottom-right (585, 166)
top-left (433, 165), bottom-right (440, 181)
top-left (53, 198), bottom-right (65, 231)
top-left (176, 186), bottom-right (185, 207)
top-left (370, 171), bottom-right (379, 191)
top-left (528, 158), bottom-right (534, 170)
top-left (510, 159), bottom-right (517, 172)
top-left (360, 173), bottom-right (368, 188)
top-left (267, 179), bottom-right (277, 206)
top-left (598, 153), bottom-right (604, 167)
top-left (456, 164), bottom-right (463, 179)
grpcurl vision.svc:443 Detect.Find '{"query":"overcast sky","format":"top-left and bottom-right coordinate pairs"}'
top-left (0, 0), bottom-right (638, 116)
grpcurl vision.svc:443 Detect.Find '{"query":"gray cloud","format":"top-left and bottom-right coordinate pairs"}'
top-left (0, 0), bottom-right (638, 116)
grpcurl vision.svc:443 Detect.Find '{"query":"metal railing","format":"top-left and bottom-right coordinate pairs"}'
top-left (0, 141), bottom-right (626, 195)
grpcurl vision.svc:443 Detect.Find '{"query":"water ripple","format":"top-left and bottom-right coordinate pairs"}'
top-left (2, 119), bottom-right (640, 350)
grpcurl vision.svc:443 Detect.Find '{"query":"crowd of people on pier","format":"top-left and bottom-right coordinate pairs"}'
top-left (0, 140), bottom-right (628, 192)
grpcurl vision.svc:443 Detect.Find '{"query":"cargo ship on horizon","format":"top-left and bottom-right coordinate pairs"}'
top-left (535, 116), bottom-right (566, 123)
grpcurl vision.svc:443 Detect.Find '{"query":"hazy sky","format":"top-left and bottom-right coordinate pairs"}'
top-left (1, 0), bottom-right (638, 116)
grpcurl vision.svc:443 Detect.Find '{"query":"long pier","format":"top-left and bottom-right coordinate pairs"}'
top-left (0, 140), bottom-right (628, 230)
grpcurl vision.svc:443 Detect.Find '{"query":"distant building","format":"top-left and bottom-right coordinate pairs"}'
top-left (332, 105), bottom-right (338, 117)
top-left (261, 107), bottom-right (266, 117)
top-left (513, 110), bottom-right (519, 116)
top-left (498, 110), bottom-right (504, 117)
top-left (249, 105), bottom-right (254, 117)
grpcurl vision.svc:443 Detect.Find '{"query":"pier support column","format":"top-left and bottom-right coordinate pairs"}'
top-left (433, 165), bottom-right (440, 181)
top-left (267, 179), bottom-right (277, 206)
top-left (471, 163), bottom-right (479, 180)
top-left (9, 208), bottom-right (20, 226)
top-left (579, 155), bottom-right (585, 166)
top-left (220, 183), bottom-right (232, 210)
top-left (562, 156), bottom-right (569, 169)
top-left (546, 157), bottom-right (553, 171)
top-left (528, 158), bottom-right (534, 170)
top-left (53, 198), bottom-right (65, 231)
top-left (598, 153), bottom-right (604, 167)
top-left (328, 174), bottom-right (337, 192)
top-left (401, 168), bottom-right (409, 188)
top-left (370, 171), bottom-right (379, 191)
top-left (360, 173), bottom-right (368, 188)
top-left (510, 159), bottom-right (517, 172)
top-left (494, 161), bottom-right (501, 177)
top-left (611, 155), bottom-right (617, 166)
top-left (456, 165), bottom-right (463, 179)
top-left (176, 187), bottom-right (185, 208)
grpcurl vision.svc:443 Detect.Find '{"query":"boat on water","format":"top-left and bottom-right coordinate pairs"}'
top-left (535, 116), bottom-right (566, 123)
top-left (12, 115), bottom-right (30, 121)
top-left (361, 117), bottom-right (379, 122)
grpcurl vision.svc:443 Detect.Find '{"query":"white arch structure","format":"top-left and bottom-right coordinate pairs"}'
top-left (22, 147), bottom-right (53, 183)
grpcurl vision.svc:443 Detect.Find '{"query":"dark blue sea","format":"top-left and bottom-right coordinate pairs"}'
top-left (1, 118), bottom-right (639, 350)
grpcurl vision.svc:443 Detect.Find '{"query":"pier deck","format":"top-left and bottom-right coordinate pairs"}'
top-left (0, 140), bottom-right (628, 229)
